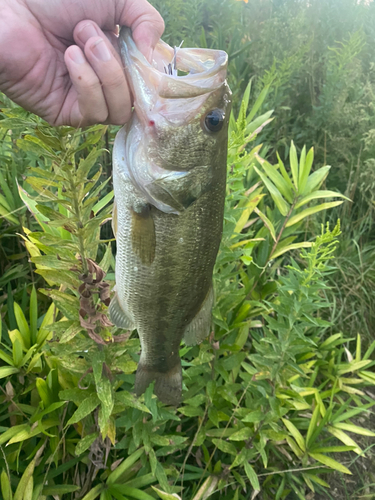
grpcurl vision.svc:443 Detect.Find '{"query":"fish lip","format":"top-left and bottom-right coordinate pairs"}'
top-left (119, 26), bottom-right (228, 104)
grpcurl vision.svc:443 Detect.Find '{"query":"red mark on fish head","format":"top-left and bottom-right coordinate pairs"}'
top-left (149, 120), bottom-right (155, 126)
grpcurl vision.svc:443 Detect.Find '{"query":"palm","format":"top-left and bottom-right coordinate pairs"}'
top-left (0, 0), bottom-right (164, 126)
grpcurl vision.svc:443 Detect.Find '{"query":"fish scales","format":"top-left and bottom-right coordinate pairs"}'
top-left (110, 28), bottom-right (231, 405)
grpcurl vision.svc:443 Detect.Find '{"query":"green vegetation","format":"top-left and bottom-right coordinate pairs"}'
top-left (1, 0), bottom-right (375, 498)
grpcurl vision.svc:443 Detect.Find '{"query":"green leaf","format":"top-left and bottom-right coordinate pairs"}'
top-left (271, 242), bottom-right (312, 259)
top-left (295, 189), bottom-right (350, 209)
top-left (66, 394), bottom-right (100, 426)
top-left (306, 404), bottom-right (320, 448)
top-left (0, 424), bottom-right (29, 446)
top-left (36, 378), bottom-right (53, 408)
top-left (29, 286), bottom-right (38, 345)
top-left (81, 484), bottom-right (105, 500)
top-left (59, 323), bottom-right (84, 343)
top-left (151, 486), bottom-right (181, 500)
top-left (244, 462), bottom-right (260, 492)
top-left (256, 155), bottom-right (293, 203)
top-left (107, 448), bottom-right (144, 485)
top-left (114, 391), bottom-right (151, 413)
top-left (327, 426), bottom-right (361, 454)
top-left (229, 427), bottom-right (253, 441)
top-left (289, 141), bottom-right (299, 190)
top-left (309, 453), bottom-right (351, 475)
top-left (13, 303), bottom-right (30, 349)
top-left (12, 337), bottom-right (23, 367)
top-left (97, 378), bottom-right (114, 427)
top-left (1, 470), bottom-right (12, 500)
top-left (42, 485), bottom-right (81, 495)
top-left (254, 166), bottom-right (290, 216)
top-left (254, 207), bottom-right (276, 242)
top-left (14, 459), bottom-right (35, 500)
top-left (75, 432), bottom-right (99, 456)
top-left (0, 366), bottom-right (19, 379)
top-left (298, 147), bottom-right (314, 192)
top-left (333, 422), bottom-right (375, 437)
top-left (286, 201), bottom-right (343, 227)
top-left (212, 439), bottom-right (237, 455)
top-left (110, 485), bottom-right (155, 500)
top-left (282, 418), bottom-right (306, 452)
top-left (39, 290), bottom-right (79, 320)
top-left (247, 85), bottom-right (269, 123)
top-left (30, 401), bottom-right (66, 424)
top-left (302, 166), bottom-right (331, 195)
top-left (93, 190), bottom-right (114, 215)
top-left (232, 190), bottom-right (265, 236)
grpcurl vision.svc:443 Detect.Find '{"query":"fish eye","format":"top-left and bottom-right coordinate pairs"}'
top-left (204, 109), bottom-right (225, 133)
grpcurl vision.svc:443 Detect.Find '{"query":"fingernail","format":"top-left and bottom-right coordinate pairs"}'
top-left (69, 46), bottom-right (85, 65)
top-left (77, 22), bottom-right (98, 43)
top-left (91, 38), bottom-right (111, 62)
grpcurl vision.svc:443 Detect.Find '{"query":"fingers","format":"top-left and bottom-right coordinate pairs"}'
top-left (64, 21), bottom-right (131, 127)
top-left (118, 0), bottom-right (165, 61)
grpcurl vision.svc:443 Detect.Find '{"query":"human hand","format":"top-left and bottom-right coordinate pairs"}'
top-left (0, 0), bottom-right (164, 127)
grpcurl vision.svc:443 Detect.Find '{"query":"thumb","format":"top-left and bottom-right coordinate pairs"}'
top-left (119, 0), bottom-right (164, 61)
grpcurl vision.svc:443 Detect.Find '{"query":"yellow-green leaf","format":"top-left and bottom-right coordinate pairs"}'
top-left (271, 242), bottom-right (312, 259)
top-left (327, 426), bottom-right (362, 454)
top-left (1, 470), bottom-right (12, 500)
top-left (81, 484), bottom-right (105, 500)
top-left (256, 155), bottom-right (293, 203)
top-left (254, 166), bottom-right (290, 216)
top-left (333, 422), bottom-right (375, 437)
top-left (289, 141), bottom-right (299, 190)
top-left (295, 190), bottom-right (350, 209)
top-left (0, 366), bottom-right (19, 380)
top-left (306, 405), bottom-right (321, 448)
top-left (66, 394), bottom-right (100, 426)
top-left (309, 453), bottom-right (351, 475)
top-left (254, 207), bottom-right (276, 242)
top-left (286, 201), bottom-right (343, 227)
top-left (244, 462), bottom-right (260, 491)
top-left (298, 147), bottom-right (314, 193)
top-left (302, 165), bottom-right (331, 195)
top-left (282, 418), bottom-right (305, 451)
top-left (107, 447), bottom-right (144, 485)
top-left (232, 190), bottom-right (265, 236)
top-left (151, 486), bottom-right (181, 500)
top-left (14, 459), bottom-right (35, 500)
top-left (229, 427), bottom-right (253, 441)
top-left (36, 378), bottom-right (53, 408)
top-left (13, 303), bottom-right (30, 350)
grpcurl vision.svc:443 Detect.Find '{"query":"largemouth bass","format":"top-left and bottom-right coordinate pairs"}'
top-left (110, 27), bottom-right (231, 405)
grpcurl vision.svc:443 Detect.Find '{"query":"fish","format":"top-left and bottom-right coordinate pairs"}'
top-left (109, 27), bottom-right (231, 405)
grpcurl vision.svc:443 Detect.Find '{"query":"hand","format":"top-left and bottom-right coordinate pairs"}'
top-left (0, 0), bottom-right (164, 127)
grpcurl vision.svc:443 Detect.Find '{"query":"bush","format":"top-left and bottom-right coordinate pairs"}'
top-left (0, 83), bottom-right (374, 499)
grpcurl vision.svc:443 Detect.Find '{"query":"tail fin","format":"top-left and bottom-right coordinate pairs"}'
top-left (135, 358), bottom-right (182, 406)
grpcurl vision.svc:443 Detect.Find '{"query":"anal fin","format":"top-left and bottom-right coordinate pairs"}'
top-left (109, 293), bottom-right (135, 330)
top-left (183, 285), bottom-right (214, 346)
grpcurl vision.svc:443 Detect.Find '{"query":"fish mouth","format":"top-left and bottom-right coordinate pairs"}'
top-left (118, 27), bottom-right (228, 122)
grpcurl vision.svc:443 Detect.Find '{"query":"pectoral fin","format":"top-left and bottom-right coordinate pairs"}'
top-left (109, 293), bottom-right (135, 330)
top-left (131, 204), bottom-right (156, 265)
top-left (184, 285), bottom-right (214, 346)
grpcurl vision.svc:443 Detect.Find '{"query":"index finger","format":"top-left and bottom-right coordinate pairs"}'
top-left (118, 0), bottom-right (164, 61)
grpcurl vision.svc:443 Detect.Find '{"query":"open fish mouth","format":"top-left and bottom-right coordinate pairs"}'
top-left (118, 27), bottom-right (228, 105)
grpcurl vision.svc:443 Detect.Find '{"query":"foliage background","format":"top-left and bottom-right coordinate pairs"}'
top-left (1, 0), bottom-right (375, 499)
